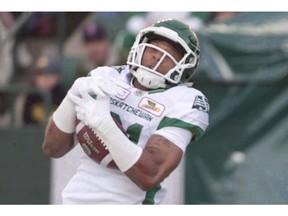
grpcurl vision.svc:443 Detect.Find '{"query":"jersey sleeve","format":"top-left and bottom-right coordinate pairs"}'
top-left (157, 87), bottom-right (209, 142)
top-left (154, 126), bottom-right (193, 152)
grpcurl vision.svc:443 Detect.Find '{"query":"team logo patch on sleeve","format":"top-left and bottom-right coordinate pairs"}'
top-left (192, 95), bottom-right (210, 113)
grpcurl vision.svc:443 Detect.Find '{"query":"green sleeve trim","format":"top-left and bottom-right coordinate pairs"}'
top-left (147, 89), bottom-right (166, 94)
top-left (157, 116), bottom-right (204, 140)
top-left (142, 184), bottom-right (161, 204)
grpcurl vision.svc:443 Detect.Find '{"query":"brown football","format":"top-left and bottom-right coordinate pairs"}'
top-left (75, 118), bottom-right (125, 169)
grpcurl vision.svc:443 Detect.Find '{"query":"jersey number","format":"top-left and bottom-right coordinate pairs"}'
top-left (111, 112), bottom-right (143, 144)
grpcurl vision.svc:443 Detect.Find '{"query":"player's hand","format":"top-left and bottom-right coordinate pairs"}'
top-left (94, 76), bottom-right (124, 97)
top-left (68, 84), bottom-right (111, 129)
top-left (68, 76), bottom-right (122, 99)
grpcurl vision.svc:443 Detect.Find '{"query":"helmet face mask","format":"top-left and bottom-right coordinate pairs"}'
top-left (127, 18), bottom-right (200, 89)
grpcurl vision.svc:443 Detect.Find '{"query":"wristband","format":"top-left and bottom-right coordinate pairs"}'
top-left (94, 117), bottom-right (143, 172)
top-left (53, 96), bottom-right (76, 133)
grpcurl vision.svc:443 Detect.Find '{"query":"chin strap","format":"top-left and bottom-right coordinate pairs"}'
top-left (132, 68), bottom-right (167, 89)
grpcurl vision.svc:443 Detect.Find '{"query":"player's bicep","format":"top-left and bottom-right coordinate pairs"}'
top-left (145, 134), bottom-right (182, 166)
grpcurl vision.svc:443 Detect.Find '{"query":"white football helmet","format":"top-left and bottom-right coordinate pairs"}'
top-left (127, 18), bottom-right (200, 89)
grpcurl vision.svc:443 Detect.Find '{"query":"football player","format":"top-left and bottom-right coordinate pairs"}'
top-left (42, 18), bottom-right (209, 204)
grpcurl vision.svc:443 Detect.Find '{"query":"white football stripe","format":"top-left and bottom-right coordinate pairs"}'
top-left (75, 121), bottom-right (85, 134)
top-left (100, 153), bottom-right (113, 167)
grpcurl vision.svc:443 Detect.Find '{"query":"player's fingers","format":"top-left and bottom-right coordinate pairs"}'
top-left (78, 84), bottom-right (86, 96)
top-left (99, 79), bottom-right (123, 96)
top-left (95, 95), bottom-right (111, 111)
top-left (75, 106), bottom-right (87, 122)
top-left (76, 112), bottom-right (85, 124)
top-left (67, 91), bottom-right (82, 105)
top-left (75, 105), bottom-right (81, 115)
top-left (88, 84), bottom-right (106, 97)
top-left (78, 84), bottom-right (92, 100)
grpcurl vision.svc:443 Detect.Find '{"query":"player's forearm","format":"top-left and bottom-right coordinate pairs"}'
top-left (125, 149), bottom-right (164, 191)
top-left (42, 95), bottom-right (77, 158)
top-left (93, 118), bottom-right (172, 191)
top-left (125, 135), bottom-right (179, 191)
top-left (42, 117), bottom-right (75, 158)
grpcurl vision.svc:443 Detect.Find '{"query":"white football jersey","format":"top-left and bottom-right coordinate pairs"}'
top-left (62, 65), bottom-right (209, 204)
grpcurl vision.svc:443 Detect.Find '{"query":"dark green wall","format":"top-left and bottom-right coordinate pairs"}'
top-left (0, 126), bottom-right (50, 204)
top-left (184, 12), bottom-right (288, 204)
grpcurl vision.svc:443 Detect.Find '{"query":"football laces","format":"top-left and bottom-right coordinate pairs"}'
top-left (91, 127), bottom-right (108, 150)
